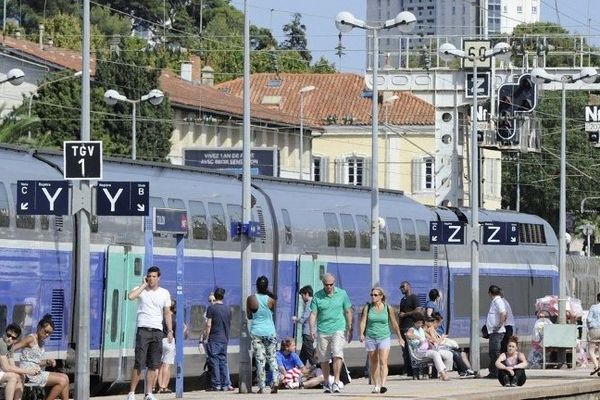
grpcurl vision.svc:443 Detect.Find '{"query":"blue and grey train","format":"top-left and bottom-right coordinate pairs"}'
top-left (0, 144), bottom-right (557, 389)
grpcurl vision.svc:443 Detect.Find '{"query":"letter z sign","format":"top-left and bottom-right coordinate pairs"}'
top-left (430, 221), bottom-right (465, 245)
top-left (64, 141), bottom-right (103, 180)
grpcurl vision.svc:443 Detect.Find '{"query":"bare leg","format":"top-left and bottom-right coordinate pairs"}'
top-left (589, 343), bottom-right (599, 370)
top-left (129, 368), bottom-right (142, 393)
top-left (145, 368), bottom-right (158, 395)
top-left (461, 351), bottom-right (472, 369)
top-left (368, 351), bottom-right (379, 388)
top-left (45, 372), bottom-right (70, 400)
top-left (320, 361), bottom-right (330, 386)
top-left (14, 375), bottom-right (24, 400)
top-left (158, 363), bottom-right (171, 389)
top-left (332, 357), bottom-right (343, 383)
top-left (378, 348), bottom-right (391, 388)
top-left (1, 372), bottom-right (18, 400)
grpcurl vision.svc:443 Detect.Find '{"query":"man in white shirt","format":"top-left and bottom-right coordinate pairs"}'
top-left (485, 285), bottom-right (506, 379)
top-left (500, 292), bottom-right (514, 353)
top-left (126, 266), bottom-right (172, 400)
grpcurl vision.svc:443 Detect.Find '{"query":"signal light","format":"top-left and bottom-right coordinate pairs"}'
top-left (589, 131), bottom-right (600, 144)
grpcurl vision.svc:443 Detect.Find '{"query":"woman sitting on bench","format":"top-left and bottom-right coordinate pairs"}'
top-left (11, 314), bottom-right (70, 400)
top-left (406, 313), bottom-right (453, 381)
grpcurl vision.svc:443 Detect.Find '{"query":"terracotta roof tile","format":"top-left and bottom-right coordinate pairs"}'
top-left (215, 73), bottom-right (434, 127)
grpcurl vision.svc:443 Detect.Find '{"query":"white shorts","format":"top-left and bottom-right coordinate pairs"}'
top-left (364, 336), bottom-right (391, 352)
top-left (0, 371), bottom-right (4, 380)
top-left (161, 337), bottom-right (175, 364)
top-left (317, 331), bottom-right (345, 361)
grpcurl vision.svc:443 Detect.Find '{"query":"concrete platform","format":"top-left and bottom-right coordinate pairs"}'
top-left (93, 368), bottom-right (600, 399)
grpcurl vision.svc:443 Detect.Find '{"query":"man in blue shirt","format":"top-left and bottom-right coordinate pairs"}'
top-left (293, 285), bottom-right (318, 366)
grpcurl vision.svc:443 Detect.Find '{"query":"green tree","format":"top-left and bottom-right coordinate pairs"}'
top-left (281, 13), bottom-right (311, 63)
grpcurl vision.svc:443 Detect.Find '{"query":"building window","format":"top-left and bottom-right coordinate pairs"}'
top-left (347, 157), bottom-right (365, 186)
top-left (532, 6), bottom-right (537, 13)
top-left (411, 156), bottom-right (434, 193)
top-left (517, 6), bottom-right (522, 13)
top-left (312, 156), bottom-right (328, 182)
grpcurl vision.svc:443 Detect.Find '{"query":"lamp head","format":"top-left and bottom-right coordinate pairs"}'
top-left (104, 89), bottom-right (123, 106)
top-left (299, 85), bottom-right (316, 94)
top-left (529, 67), bottom-right (554, 84)
top-left (335, 11), bottom-right (365, 33)
top-left (491, 42), bottom-right (511, 63)
top-left (438, 42), bottom-right (460, 62)
top-left (143, 89), bottom-right (164, 106)
top-left (577, 67), bottom-right (598, 84)
top-left (6, 68), bottom-right (25, 86)
top-left (386, 11), bottom-right (416, 33)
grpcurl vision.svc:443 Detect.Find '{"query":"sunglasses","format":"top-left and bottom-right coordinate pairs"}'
top-left (5, 333), bottom-right (18, 340)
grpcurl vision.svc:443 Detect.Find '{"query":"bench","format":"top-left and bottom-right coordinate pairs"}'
top-left (407, 344), bottom-right (434, 380)
top-left (0, 380), bottom-right (45, 400)
top-left (542, 324), bottom-right (578, 369)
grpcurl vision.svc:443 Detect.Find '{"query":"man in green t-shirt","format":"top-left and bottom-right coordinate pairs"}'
top-left (0, 323), bottom-right (41, 400)
top-left (309, 273), bottom-right (352, 393)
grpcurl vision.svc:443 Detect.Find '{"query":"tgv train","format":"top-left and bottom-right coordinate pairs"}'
top-left (0, 144), bottom-right (558, 389)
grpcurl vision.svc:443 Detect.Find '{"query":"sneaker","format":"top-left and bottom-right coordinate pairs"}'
top-left (323, 383), bottom-right (332, 393)
top-left (501, 375), bottom-right (510, 387)
top-left (127, 392), bottom-right (136, 400)
top-left (144, 394), bottom-right (157, 400)
top-left (458, 371), bottom-right (467, 377)
top-left (465, 369), bottom-right (476, 377)
top-left (332, 382), bottom-right (341, 393)
top-left (371, 386), bottom-right (380, 393)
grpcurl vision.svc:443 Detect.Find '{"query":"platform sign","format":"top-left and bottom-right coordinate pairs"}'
top-left (153, 207), bottom-right (188, 235)
top-left (96, 181), bottom-right (149, 216)
top-left (482, 222), bottom-right (519, 245)
top-left (17, 180), bottom-right (69, 215)
top-left (63, 141), bottom-right (103, 180)
top-left (466, 72), bottom-right (490, 98)
top-left (429, 221), bottom-right (465, 245)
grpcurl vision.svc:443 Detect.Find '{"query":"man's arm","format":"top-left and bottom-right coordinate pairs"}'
top-left (345, 307), bottom-right (353, 342)
top-left (309, 311), bottom-right (317, 340)
top-left (203, 318), bottom-right (212, 342)
top-left (0, 354), bottom-right (39, 375)
top-left (128, 278), bottom-right (147, 300)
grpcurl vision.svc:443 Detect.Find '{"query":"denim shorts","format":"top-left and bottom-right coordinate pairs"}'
top-left (365, 336), bottom-right (391, 352)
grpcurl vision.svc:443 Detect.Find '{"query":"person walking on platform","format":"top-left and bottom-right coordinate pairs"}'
top-left (495, 336), bottom-right (528, 386)
top-left (485, 285), bottom-right (507, 379)
top-left (309, 273), bottom-right (353, 394)
top-left (204, 288), bottom-right (233, 391)
top-left (126, 266), bottom-right (172, 400)
top-left (587, 292), bottom-right (600, 375)
top-left (399, 281), bottom-right (421, 376)
top-left (292, 285), bottom-right (318, 366)
top-left (500, 292), bottom-right (514, 353)
top-left (247, 276), bottom-right (279, 394)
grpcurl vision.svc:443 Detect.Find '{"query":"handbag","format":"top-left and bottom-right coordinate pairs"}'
top-left (442, 338), bottom-right (459, 349)
top-left (481, 325), bottom-right (489, 339)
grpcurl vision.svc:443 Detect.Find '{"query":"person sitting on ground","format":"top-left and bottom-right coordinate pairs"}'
top-left (495, 336), bottom-right (528, 387)
top-left (406, 313), bottom-right (453, 381)
top-left (276, 338), bottom-right (309, 389)
top-left (0, 323), bottom-right (41, 400)
top-left (10, 314), bottom-right (70, 400)
top-left (425, 315), bottom-right (475, 377)
top-left (301, 365), bottom-right (324, 389)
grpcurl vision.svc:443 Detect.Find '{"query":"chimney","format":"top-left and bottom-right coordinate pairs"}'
top-left (38, 24), bottom-right (44, 49)
top-left (190, 55), bottom-right (202, 82)
top-left (181, 61), bottom-right (192, 82)
top-left (201, 66), bottom-right (214, 86)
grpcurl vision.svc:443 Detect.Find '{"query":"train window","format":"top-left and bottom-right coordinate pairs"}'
top-left (41, 215), bottom-right (49, 230)
top-left (340, 213), bottom-right (357, 248)
top-left (0, 305), bottom-right (6, 333)
top-left (356, 215), bottom-right (370, 249)
top-left (0, 183), bottom-right (10, 227)
top-left (189, 201), bottom-right (209, 240)
top-left (538, 225), bottom-right (547, 244)
top-left (110, 289), bottom-right (119, 342)
top-left (134, 258), bottom-right (142, 276)
top-left (281, 209), bottom-right (293, 245)
top-left (188, 305), bottom-right (205, 340)
top-left (208, 202), bottom-right (227, 241)
top-left (519, 224), bottom-right (526, 243)
top-left (387, 217), bottom-right (402, 250)
top-left (416, 220), bottom-right (430, 251)
top-left (401, 218), bottom-right (417, 251)
top-left (380, 224), bottom-right (388, 250)
top-left (13, 304), bottom-right (33, 336)
top-left (10, 184), bottom-right (35, 229)
top-left (150, 196), bottom-right (165, 211)
top-left (168, 198), bottom-right (186, 209)
top-left (229, 305), bottom-right (241, 339)
top-left (323, 213), bottom-right (341, 247)
top-left (227, 204), bottom-right (242, 242)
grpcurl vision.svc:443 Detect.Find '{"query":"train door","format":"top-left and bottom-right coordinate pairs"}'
top-left (101, 245), bottom-right (142, 381)
top-left (294, 254), bottom-right (326, 342)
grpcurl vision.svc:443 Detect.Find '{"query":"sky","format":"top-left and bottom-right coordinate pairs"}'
top-left (231, 0), bottom-right (600, 74)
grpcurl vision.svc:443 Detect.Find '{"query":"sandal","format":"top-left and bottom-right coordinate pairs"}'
top-left (591, 366), bottom-right (600, 376)
top-left (159, 388), bottom-right (172, 393)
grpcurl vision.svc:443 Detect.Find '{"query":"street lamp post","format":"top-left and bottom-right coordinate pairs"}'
top-left (299, 85), bottom-right (315, 179)
top-left (383, 95), bottom-right (399, 189)
top-left (438, 41), bottom-right (511, 372)
top-left (103, 88), bottom-right (165, 160)
top-left (530, 67), bottom-right (597, 323)
top-left (335, 10), bottom-right (416, 288)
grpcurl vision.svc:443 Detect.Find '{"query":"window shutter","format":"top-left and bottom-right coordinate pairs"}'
top-left (363, 157), bottom-right (371, 187)
top-left (322, 156), bottom-right (330, 183)
top-left (334, 158), bottom-right (344, 184)
top-left (411, 158), bottom-right (421, 193)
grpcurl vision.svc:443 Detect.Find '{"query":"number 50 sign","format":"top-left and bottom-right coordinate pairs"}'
top-left (63, 141), bottom-right (103, 180)
top-left (463, 39), bottom-right (492, 69)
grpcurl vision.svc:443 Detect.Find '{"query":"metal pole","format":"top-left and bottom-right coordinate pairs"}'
top-left (239, 0), bottom-right (252, 393)
top-left (132, 102), bottom-right (137, 160)
top-left (516, 153), bottom-right (520, 212)
top-left (371, 28), bottom-right (380, 288)
top-left (75, 0), bottom-right (91, 398)
top-left (470, 62), bottom-right (480, 372)
top-left (3, 0), bottom-right (6, 37)
top-left (558, 80), bottom-right (566, 324)
top-left (299, 91), bottom-right (304, 179)
top-left (175, 234), bottom-right (184, 398)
